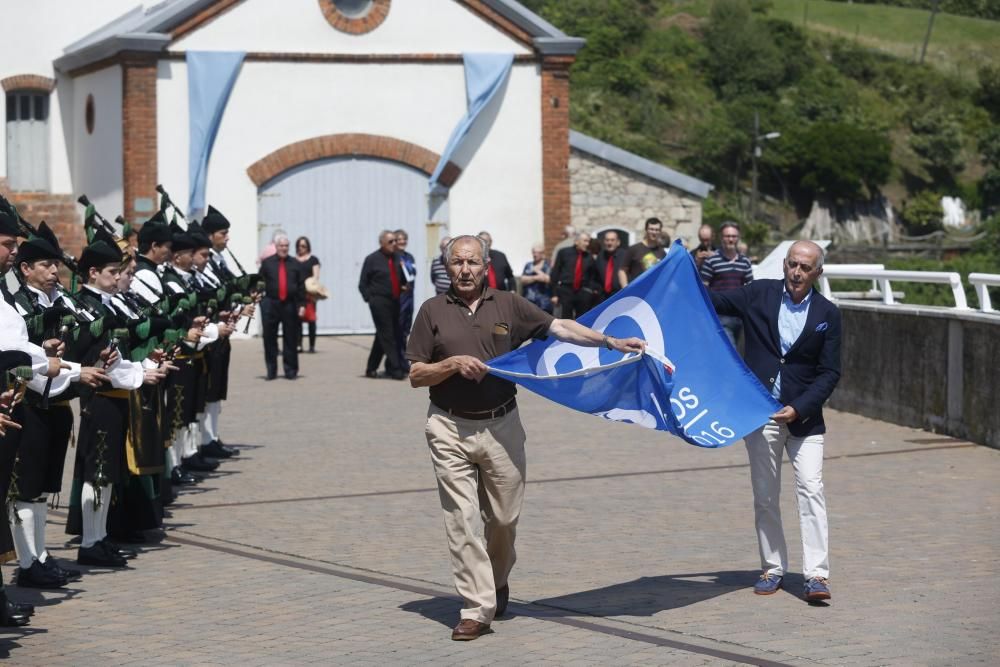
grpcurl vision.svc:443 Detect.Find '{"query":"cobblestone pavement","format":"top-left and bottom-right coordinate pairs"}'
top-left (3, 337), bottom-right (998, 665)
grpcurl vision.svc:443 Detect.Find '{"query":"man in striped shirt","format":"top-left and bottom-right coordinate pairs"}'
top-left (700, 221), bottom-right (754, 347)
top-left (430, 236), bottom-right (452, 296)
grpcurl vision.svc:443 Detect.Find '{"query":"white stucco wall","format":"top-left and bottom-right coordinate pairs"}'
top-left (157, 59), bottom-right (543, 274)
top-left (71, 66), bottom-right (124, 218)
top-left (0, 0), bottom-right (145, 184)
top-left (171, 0), bottom-right (532, 55)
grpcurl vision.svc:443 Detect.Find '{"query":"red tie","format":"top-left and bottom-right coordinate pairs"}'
top-left (487, 265), bottom-right (497, 289)
top-left (572, 251), bottom-right (584, 291)
top-left (604, 255), bottom-right (614, 294)
top-left (388, 255), bottom-right (401, 299)
top-left (278, 257), bottom-right (288, 301)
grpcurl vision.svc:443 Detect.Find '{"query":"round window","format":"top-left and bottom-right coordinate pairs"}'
top-left (318, 0), bottom-right (389, 34)
top-left (85, 94), bottom-right (95, 135)
top-left (333, 0), bottom-right (372, 18)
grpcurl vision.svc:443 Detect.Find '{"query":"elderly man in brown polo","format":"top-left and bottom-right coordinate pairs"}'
top-left (406, 235), bottom-right (645, 641)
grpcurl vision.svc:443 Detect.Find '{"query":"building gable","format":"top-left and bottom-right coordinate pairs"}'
top-left (55, 0), bottom-right (583, 74)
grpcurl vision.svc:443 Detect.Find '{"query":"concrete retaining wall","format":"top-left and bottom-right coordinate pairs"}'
top-left (830, 302), bottom-right (1000, 448)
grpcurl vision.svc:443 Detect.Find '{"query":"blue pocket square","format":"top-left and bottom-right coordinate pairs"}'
top-left (815, 322), bottom-right (828, 332)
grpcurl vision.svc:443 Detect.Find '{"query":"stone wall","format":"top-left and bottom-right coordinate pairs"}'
top-left (569, 150), bottom-right (702, 246)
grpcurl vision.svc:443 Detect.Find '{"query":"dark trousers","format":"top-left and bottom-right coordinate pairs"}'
top-left (300, 321), bottom-right (317, 352)
top-left (367, 295), bottom-right (403, 377)
top-left (262, 297), bottom-right (300, 378)
top-left (556, 286), bottom-right (593, 320)
top-left (397, 292), bottom-right (414, 372)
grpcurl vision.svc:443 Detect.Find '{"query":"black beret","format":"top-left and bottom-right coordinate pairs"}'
top-left (78, 240), bottom-right (124, 277)
top-left (138, 221), bottom-right (172, 245)
top-left (0, 209), bottom-right (21, 237)
top-left (171, 232), bottom-right (196, 252)
top-left (200, 205), bottom-right (231, 234)
top-left (17, 237), bottom-right (62, 264)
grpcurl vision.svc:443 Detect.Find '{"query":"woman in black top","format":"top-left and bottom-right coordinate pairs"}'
top-left (295, 236), bottom-right (321, 353)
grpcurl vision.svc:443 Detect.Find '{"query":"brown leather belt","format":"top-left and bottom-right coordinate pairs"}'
top-left (434, 397), bottom-right (516, 421)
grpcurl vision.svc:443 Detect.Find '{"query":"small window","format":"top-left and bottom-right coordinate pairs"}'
top-left (33, 95), bottom-right (47, 122)
top-left (85, 94), bottom-right (95, 134)
top-left (19, 95), bottom-right (30, 120)
top-left (5, 95), bottom-right (14, 122)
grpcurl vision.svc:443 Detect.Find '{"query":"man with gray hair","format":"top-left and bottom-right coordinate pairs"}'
top-left (709, 240), bottom-right (841, 603)
top-left (259, 233), bottom-right (307, 380)
top-left (359, 230), bottom-right (407, 379)
top-left (407, 234), bottom-right (646, 640)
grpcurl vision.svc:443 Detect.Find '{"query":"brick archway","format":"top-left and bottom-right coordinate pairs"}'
top-left (1, 74), bottom-right (56, 93)
top-left (246, 133), bottom-right (460, 188)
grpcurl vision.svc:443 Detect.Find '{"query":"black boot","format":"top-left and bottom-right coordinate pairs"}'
top-left (78, 541), bottom-right (127, 568)
top-left (41, 556), bottom-right (82, 582)
top-left (0, 590), bottom-right (30, 627)
top-left (171, 466), bottom-right (199, 485)
top-left (16, 559), bottom-right (67, 589)
top-left (181, 452), bottom-right (219, 472)
top-left (201, 440), bottom-right (237, 459)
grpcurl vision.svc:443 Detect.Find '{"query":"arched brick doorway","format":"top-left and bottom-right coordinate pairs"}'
top-left (248, 134), bottom-right (460, 334)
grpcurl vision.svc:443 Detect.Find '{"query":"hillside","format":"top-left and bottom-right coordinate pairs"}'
top-left (520, 0), bottom-right (1000, 246)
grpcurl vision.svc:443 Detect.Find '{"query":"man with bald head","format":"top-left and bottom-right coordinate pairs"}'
top-left (709, 240), bottom-right (841, 603)
top-left (407, 235), bottom-right (645, 641)
top-left (359, 230), bottom-right (407, 379)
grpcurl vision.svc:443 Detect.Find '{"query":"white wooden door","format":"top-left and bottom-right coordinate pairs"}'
top-left (5, 92), bottom-right (49, 191)
top-left (257, 156), bottom-right (429, 334)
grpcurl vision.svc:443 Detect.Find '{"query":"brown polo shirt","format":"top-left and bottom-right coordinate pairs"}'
top-left (406, 287), bottom-right (554, 412)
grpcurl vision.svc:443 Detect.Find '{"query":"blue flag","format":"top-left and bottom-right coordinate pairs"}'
top-left (487, 240), bottom-right (780, 447)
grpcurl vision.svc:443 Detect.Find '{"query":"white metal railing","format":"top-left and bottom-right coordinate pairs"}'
top-left (820, 267), bottom-right (968, 310)
top-left (968, 273), bottom-right (1000, 313)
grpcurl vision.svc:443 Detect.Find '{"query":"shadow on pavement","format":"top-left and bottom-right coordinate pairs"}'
top-left (532, 570), bottom-right (757, 617)
top-left (399, 570), bottom-right (757, 628)
top-left (399, 596), bottom-right (462, 628)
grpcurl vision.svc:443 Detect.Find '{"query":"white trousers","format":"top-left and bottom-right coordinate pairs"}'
top-left (745, 421), bottom-right (829, 580)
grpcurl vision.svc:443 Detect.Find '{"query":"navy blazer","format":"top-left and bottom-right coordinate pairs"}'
top-left (710, 279), bottom-right (841, 437)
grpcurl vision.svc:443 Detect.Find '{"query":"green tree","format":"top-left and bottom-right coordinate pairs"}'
top-left (703, 0), bottom-right (786, 99)
top-left (909, 109), bottom-right (965, 186)
top-left (980, 126), bottom-right (1000, 213)
top-left (900, 190), bottom-right (944, 235)
top-left (977, 65), bottom-right (1000, 120)
top-left (784, 122), bottom-right (892, 202)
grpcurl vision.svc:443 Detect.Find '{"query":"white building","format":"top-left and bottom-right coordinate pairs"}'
top-left (2, 0), bottom-right (708, 333)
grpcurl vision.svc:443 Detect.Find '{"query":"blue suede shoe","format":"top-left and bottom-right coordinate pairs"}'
top-left (753, 572), bottom-right (782, 595)
top-left (804, 577), bottom-right (831, 601)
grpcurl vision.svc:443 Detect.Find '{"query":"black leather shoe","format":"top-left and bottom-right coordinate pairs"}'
top-left (16, 559), bottom-right (67, 589)
top-left (101, 539), bottom-right (138, 560)
top-left (215, 439), bottom-right (239, 457)
top-left (42, 556), bottom-right (82, 582)
top-left (9, 600), bottom-right (34, 616)
top-left (78, 543), bottom-right (127, 568)
top-left (0, 592), bottom-right (29, 627)
top-left (365, 370), bottom-right (378, 378)
top-left (182, 452), bottom-right (219, 472)
top-left (496, 584), bottom-right (509, 617)
top-left (201, 440), bottom-right (234, 459)
top-left (284, 373), bottom-right (298, 380)
top-left (171, 466), bottom-right (199, 485)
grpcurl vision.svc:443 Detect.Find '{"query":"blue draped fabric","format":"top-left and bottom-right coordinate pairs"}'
top-left (428, 52), bottom-right (514, 194)
top-left (187, 51), bottom-right (245, 215)
top-left (488, 241), bottom-right (780, 448)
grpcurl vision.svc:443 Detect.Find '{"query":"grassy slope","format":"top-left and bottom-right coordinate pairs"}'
top-left (660, 0), bottom-right (999, 79)
top-left (768, 0), bottom-right (1000, 79)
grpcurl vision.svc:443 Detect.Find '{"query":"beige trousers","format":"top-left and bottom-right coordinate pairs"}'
top-left (425, 404), bottom-right (527, 624)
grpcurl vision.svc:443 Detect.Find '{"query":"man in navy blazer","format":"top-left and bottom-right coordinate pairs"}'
top-left (710, 240), bottom-right (841, 602)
